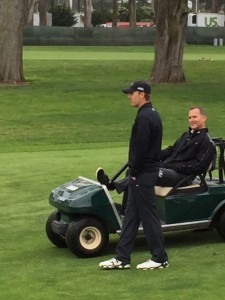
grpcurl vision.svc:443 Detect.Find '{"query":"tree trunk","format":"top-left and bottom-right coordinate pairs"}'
top-left (76, 0), bottom-right (81, 12)
top-left (0, 0), bottom-right (29, 84)
top-left (129, 0), bottom-right (136, 27)
top-left (49, 0), bottom-right (54, 9)
top-left (112, 0), bottom-right (118, 27)
top-left (211, 0), bottom-right (218, 13)
top-left (151, 0), bottom-right (188, 83)
top-left (39, 0), bottom-right (47, 25)
top-left (151, 0), bottom-right (155, 11)
top-left (27, 0), bottom-right (39, 25)
top-left (193, 0), bottom-right (198, 13)
top-left (83, 0), bottom-right (92, 27)
top-left (100, 0), bottom-right (104, 11)
top-left (63, 0), bottom-right (70, 7)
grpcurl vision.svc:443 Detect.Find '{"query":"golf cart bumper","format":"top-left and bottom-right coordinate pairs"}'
top-left (49, 176), bottom-right (122, 231)
top-left (51, 220), bottom-right (68, 236)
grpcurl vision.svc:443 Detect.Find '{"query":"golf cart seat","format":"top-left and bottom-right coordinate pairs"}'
top-left (155, 154), bottom-right (217, 197)
top-left (154, 180), bottom-right (203, 197)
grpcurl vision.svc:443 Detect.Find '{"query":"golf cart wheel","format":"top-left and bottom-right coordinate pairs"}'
top-left (46, 210), bottom-right (67, 248)
top-left (216, 210), bottom-right (225, 240)
top-left (66, 218), bottom-right (109, 258)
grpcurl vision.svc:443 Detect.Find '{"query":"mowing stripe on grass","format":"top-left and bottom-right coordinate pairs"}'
top-left (23, 50), bottom-right (225, 61)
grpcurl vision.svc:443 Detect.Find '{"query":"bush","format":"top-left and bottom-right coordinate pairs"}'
top-left (136, 6), bottom-right (155, 22)
top-left (49, 5), bottom-right (76, 27)
top-left (92, 9), bottom-right (112, 26)
top-left (92, 5), bottom-right (155, 26)
top-left (118, 6), bottom-right (129, 22)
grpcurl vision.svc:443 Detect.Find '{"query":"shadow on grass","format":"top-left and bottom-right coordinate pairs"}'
top-left (43, 229), bottom-right (223, 259)
top-left (104, 229), bottom-right (223, 255)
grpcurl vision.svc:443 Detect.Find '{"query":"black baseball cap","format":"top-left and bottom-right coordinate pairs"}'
top-left (122, 80), bottom-right (151, 94)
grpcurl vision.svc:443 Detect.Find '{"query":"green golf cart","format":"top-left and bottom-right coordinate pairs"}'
top-left (46, 138), bottom-right (225, 258)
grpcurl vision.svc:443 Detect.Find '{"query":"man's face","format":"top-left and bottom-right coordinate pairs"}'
top-left (127, 91), bottom-right (144, 107)
top-left (188, 108), bottom-right (206, 130)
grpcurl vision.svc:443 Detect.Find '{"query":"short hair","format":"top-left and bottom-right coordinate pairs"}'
top-left (189, 106), bottom-right (206, 116)
top-left (144, 93), bottom-right (150, 101)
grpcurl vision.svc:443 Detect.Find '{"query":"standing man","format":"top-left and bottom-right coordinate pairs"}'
top-left (99, 80), bottom-right (168, 270)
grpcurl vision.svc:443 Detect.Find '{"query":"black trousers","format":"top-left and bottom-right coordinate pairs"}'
top-left (157, 168), bottom-right (191, 187)
top-left (115, 172), bottom-right (168, 265)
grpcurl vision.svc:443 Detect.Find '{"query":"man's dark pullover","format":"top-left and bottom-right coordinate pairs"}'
top-left (160, 128), bottom-right (216, 175)
top-left (128, 102), bottom-right (162, 177)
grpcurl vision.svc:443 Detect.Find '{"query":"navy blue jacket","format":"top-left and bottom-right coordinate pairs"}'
top-left (160, 128), bottom-right (216, 175)
top-left (129, 102), bottom-right (162, 177)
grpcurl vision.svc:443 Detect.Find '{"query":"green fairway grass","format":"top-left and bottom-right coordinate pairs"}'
top-left (1, 45), bottom-right (225, 300)
top-left (23, 45), bottom-right (225, 61)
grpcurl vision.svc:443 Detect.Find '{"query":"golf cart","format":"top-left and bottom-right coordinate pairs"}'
top-left (46, 138), bottom-right (225, 258)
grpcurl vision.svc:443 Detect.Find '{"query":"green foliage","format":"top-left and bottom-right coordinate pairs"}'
top-left (136, 5), bottom-right (155, 22)
top-left (92, 9), bottom-right (112, 26)
top-left (49, 4), bottom-right (76, 27)
top-left (204, 0), bottom-right (225, 11)
top-left (118, 6), bottom-right (129, 22)
top-left (92, 5), bottom-right (155, 25)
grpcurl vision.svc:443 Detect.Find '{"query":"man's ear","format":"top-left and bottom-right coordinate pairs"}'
top-left (140, 91), bottom-right (145, 98)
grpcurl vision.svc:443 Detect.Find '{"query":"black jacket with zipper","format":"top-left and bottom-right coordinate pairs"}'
top-left (128, 102), bottom-right (162, 177)
top-left (160, 128), bottom-right (216, 175)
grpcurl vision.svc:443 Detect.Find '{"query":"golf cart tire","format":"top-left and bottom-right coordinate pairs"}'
top-left (216, 209), bottom-right (225, 241)
top-left (66, 218), bottom-right (109, 258)
top-left (46, 210), bottom-right (67, 248)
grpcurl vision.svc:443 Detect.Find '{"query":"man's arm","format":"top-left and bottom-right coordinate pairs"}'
top-left (129, 116), bottom-right (151, 177)
top-left (170, 138), bottom-right (216, 175)
top-left (160, 132), bottom-right (187, 161)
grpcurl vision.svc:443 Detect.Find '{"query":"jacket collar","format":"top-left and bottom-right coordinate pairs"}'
top-left (188, 127), bottom-right (208, 137)
top-left (138, 101), bottom-right (152, 112)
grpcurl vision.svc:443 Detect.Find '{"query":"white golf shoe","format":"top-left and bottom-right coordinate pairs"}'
top-left (99, 258), bottom-right (130, 270)
top-left (136, 259), bottom-right (169, 270)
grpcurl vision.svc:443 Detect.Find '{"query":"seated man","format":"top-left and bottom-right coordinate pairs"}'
top-left (96, 106), bottom-right (216, 213)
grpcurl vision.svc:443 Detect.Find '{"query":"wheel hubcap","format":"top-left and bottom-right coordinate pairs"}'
top-left (80, 226), bottom-right (101, 250)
